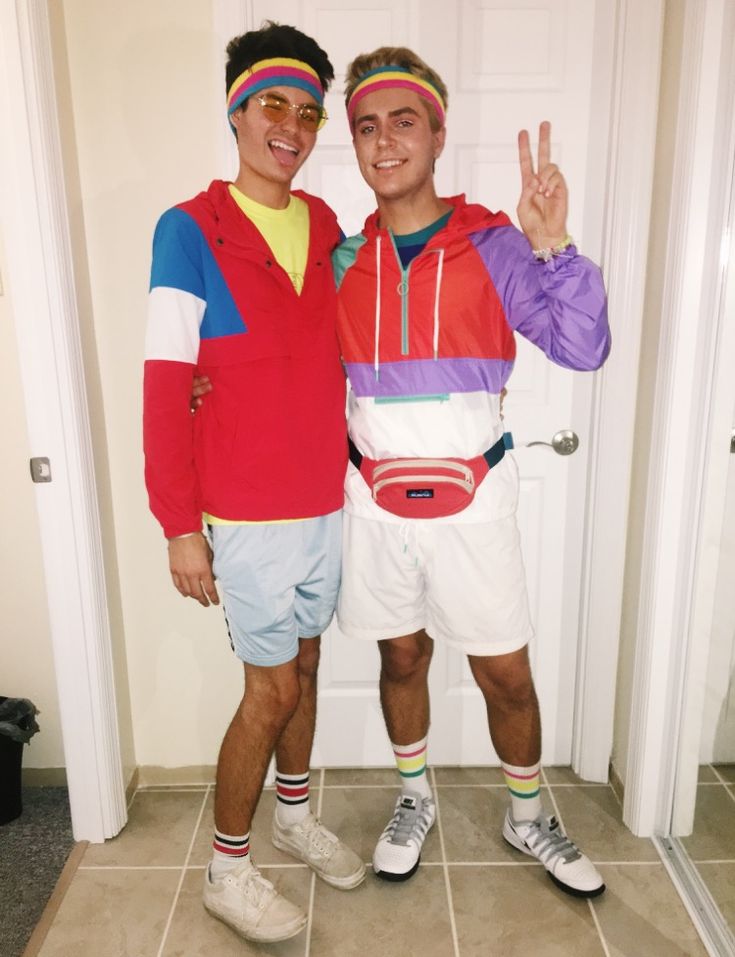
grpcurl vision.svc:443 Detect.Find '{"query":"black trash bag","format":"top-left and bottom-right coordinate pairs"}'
top-left (0, 697), bottom-right (40, 743)
top-left (0, 697), bottom-right (40, 825)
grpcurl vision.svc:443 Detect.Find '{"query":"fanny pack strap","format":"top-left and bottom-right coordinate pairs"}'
top-left (348, 433), bottom-right (511, 473)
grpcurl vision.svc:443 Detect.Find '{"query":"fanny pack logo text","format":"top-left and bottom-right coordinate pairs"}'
top-left (406, 488), bottom-right (434, 498)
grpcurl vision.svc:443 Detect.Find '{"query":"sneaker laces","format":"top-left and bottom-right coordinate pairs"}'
top-left (232, 864), bottom-right (276, 908)
top-left (300, 818), bottom-right (339, 859)
top-left (523, 816), bottom-right (581, 865)
top-left (383, 798), bottom-right (431, 847)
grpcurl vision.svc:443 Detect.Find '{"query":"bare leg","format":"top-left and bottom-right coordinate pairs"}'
top-left (467, 646), bottom-right (541, 766)
top-left (275, 637), bottom-right (320, 775)
top-left (214, 658), bottom-right (301, 836)
top-left (373, 630), bottom-right (435, 881)
top-left (378, 630), bottom-right (433, 745)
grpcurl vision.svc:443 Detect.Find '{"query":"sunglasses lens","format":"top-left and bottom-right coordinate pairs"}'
top-left (259, 94), bottom-right (286, 118)
top-left (262, 104), bottom-right (285, 122)
top-left (257, 94), bottom-right (326, 131)
top-left (298, 106), bottom-right (323, 131)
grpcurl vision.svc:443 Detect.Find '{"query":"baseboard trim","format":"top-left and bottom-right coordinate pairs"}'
top-left (137, 765), bottom-right (216, 787)
top-left (610, 762), bottom-right (625, 804)
top-left (21, 840), bottom-right (87, 957)
top-left (22, 767), bottom-right (67, 787)
top-left (125, 766), bottom-right (139, 807)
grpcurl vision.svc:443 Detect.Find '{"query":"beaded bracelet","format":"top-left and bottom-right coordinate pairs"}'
top-left (532, 235), bottom-right (574, 262)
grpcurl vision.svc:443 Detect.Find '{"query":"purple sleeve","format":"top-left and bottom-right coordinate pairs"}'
top-left (471, 224), bottom-right (611, 371)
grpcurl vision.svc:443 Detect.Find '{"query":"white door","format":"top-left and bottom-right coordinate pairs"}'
top-left (249, 0), bottom-right (610, 766)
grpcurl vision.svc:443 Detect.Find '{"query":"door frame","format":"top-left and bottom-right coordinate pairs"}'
top-left (0, 0), bottom-right (126, 841)
top-left (1, 0), bottom-right (663, 841)
top-left (622, 0), bottom-right (735, 837)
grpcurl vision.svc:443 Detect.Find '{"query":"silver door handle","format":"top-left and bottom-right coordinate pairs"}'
top-left (526, 430), bottom-right (579, 455)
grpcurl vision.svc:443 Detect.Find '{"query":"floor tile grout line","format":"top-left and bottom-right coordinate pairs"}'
top-left (318, 781), bottom-right (607, 790)
top-left (303, 769), bottom-right (325, 957)
top-left (587, 899), bottom-right (613, 957)
top-left (155, 783), bottom-right (211, 957)
top-left (690, 858), bottom-right (735, 865)
top-left (430, 766), bottom-right (462, 957)
top-left (709, 764), bottom-right (729, 786)
top-left (544, 773), bottom-right (614, 957)
top-left (76, 859), bottom-right (668, 870)
top-left (78, 865), bottom-right (200, 871)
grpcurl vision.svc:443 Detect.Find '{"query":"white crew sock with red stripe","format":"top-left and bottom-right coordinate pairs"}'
top-left (210, 829), bottom-right (250, 880)
top-left (274, 770), bottom-right (311, 826)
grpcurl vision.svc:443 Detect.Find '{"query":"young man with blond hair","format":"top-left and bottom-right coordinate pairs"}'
top-left (333, 46), bottom-right (610, 896)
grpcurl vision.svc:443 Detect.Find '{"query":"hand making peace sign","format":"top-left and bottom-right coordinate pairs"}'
top-left (517, 120), bottom-right (568, 251)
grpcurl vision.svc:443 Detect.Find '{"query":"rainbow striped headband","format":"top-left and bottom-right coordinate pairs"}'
top-left (227, 57), bottom-right (324, 126)
top-left (347, 65), bottom-right (446, 126)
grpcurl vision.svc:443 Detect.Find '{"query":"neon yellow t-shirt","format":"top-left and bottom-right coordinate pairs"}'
top-left (228, 183), bottom-right (309, 293)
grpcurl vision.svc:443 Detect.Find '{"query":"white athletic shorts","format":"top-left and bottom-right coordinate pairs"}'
top-left (209, 511), bottom-right (342, 667)
top-left (337, 513), bottom-right (533, 656)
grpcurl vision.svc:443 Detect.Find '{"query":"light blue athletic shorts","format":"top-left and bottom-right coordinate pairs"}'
top-left (209, 510), bottom-right (342, 667)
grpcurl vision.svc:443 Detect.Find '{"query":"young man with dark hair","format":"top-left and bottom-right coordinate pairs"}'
top-left (333, 46), bottom-right (610, 897)
top-left (143, 22), bottom-right (364, 945)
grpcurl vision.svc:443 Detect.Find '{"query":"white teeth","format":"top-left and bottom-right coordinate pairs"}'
top-left (270, 139), bottom-right (298, 154)
top-left (375, 159), bottom-right (403, 169)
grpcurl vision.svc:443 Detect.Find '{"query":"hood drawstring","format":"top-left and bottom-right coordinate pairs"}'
top-left (431, 248), bottom-right (445, 361)
top-left (374, 235), bottom-right (382, 381)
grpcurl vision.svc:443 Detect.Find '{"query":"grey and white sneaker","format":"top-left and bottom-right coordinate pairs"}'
top-left (203, 858), bottom-right (307, 943)
top-left (502, 809), bottom-right (605, 898)
top-left (373, 790), bottom-right (436, 882)
top-left (272, 812), bottom-right (366, 889)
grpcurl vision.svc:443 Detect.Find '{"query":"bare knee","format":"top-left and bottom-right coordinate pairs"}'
top-left (241, 665), bottom-right (302, 731)
top-left (296, 637), bottom-right (320, 682)
top-left (380, 632), bottom-right (433, 684)
top-left (470, 650), bottom-right (537, 710)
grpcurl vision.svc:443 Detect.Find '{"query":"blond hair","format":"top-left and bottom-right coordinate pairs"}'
top-left (344, 47), bottom-right (448, 131)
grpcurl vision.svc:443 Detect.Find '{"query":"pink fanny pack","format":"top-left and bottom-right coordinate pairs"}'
top-left (348, 435), bottom-right (508, 519)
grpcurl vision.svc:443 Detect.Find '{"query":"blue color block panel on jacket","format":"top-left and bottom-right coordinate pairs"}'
top-left (150, 207), bottom-right (247, 340)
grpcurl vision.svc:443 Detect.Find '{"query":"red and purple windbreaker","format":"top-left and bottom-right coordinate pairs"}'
top-left (333, 194), bottom-right (610, 521)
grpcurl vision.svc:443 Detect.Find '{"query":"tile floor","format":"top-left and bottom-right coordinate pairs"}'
top-left (35, 767), bottom-right (712, 957)
top-left (683, 763), bottom-right (735, 933)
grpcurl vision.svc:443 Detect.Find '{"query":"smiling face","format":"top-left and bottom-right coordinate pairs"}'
top-left (229, 85), bottom-right (319, 208)
top-left (352, 87), bottom-right (445, 207)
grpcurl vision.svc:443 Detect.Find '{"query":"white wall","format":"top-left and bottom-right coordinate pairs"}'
top-left (57, 0), bottom-right (243, 769)
top-left (0, 232), bottom-right (64, 770)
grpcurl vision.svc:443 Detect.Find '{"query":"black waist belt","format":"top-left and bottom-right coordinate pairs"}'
top-left (348, 433), bottom-right (511, 472)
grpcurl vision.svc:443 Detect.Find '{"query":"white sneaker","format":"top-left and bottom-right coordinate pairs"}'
top-left (272, 812), bottom-right (366, 889)
top-left (373, 791), bottom-right (436, 882)
top-left (202, 858), bottom-right (307, 943)
top-left (502, 809), bottom-right (605, 898)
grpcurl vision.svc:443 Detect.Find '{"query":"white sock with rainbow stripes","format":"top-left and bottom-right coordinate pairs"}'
top-left (392, 736), bottom-right (432, 800)
top-left (502, 761), bottom-right (542, 822)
